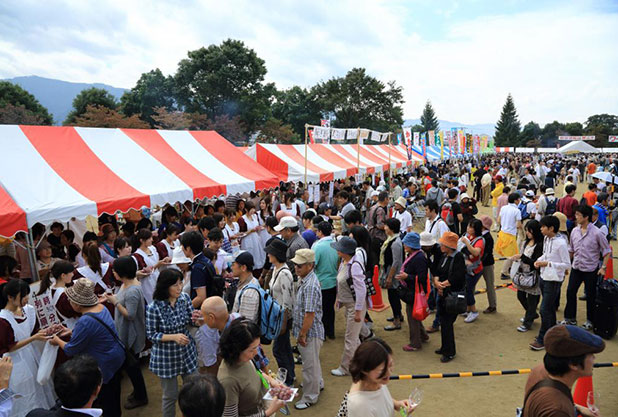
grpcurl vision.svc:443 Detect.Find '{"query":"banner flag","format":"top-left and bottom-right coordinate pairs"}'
top-left (413, 132), bottom-right (420, 149)
top-left (320, 119), bottom-right (330, 128)
top-left (308, 129), bottom-right (315, 144)
top-left (396, 133), bottom-right (402, 145)
top-left (421, 132), bottom-right (427, 158)
top-left (436, 130), bottom-right (442, 147)
top-left (458, 129), bottom-right (465, 154)
top-left (313, 127), bottom-right (330, 141)
top-left (558, 135), bottom-right (595, 141)
top-left (428, 130), bottom-right (435, 147)
top-left (403, 127), bottom-right (412, 146)
top-left (346, 129), bottom-right (358, 140)
top-left (439, 131), bottom-right (444, 159)
top-left (330, 128), bottom-right (346, 141)
top-left (609, 135), bottom-right (618, 143)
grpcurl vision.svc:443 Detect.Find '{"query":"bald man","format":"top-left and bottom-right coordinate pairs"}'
top-left (197, 296), bottom-right (241, 375)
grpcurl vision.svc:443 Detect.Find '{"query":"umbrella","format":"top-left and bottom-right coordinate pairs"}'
top-left (591, 171), bottom-right (618, 185)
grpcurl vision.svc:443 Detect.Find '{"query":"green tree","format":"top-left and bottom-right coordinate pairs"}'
top-left (64, 87), bottom-right (117, 125)
top-left (494, 94), bottom-right (521, 146)
top-left (73, 104), bottom-right (149, 128)
top-left (410, 124), bottom-right (425, 133)
top-left (540, 121), bottom-right (566, 147)
top-left (311, 68), bottom-right (404, 132)
top-left (564, 122), bottom-right (584, 136)
top-left (0, 81), bottom-right (53, 124)
top-left (257, 118), bottom-right (299, 144)
top-left (120, 69), bottom-right (176, 127)
top-left (271, 86), bottom-right (322, 137)
top-left (174, 39), bottom-right (275, 133)
top-left (584, 114), bottom-right (618, 147)
top-left (519, 121), bottom-right (541, 146)
top-left (420, 100), bottom-right (439, 131)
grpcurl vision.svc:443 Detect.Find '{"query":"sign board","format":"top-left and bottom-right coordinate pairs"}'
top-left (33, 292), bottom-right (61, 329)
top-left (609, 135), bottom-right (618, 143)
top-left (558, 136), bottom-right (595, 141)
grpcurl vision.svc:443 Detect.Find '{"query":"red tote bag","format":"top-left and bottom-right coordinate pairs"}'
top-left (412, 277), bottom-right (429, 321)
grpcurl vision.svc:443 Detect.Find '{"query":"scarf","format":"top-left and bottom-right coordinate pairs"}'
top-left (379, 234), bottom-right (398, 267)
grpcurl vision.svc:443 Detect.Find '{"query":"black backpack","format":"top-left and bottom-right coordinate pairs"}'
top-left (193, 257), bottom-right (225, 298)
top-left (545, 197), bottom-right (557, 216)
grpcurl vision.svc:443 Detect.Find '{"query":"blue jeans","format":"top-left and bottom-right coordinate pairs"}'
top-left (465, 272), bottom-right (482, 306)
top-left (536, 280), bottom-right (562, 344)
top-left (272, 320), bottom-right (295, 385)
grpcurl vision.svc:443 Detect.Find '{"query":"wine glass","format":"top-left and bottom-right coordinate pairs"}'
top-left (587, 391), bottom-right (600, 415)
top-left (409, 387), bottom-right (423, 407)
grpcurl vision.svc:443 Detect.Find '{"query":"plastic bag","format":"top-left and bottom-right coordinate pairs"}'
top-left (509, 260), bottom-right (521, 278)
top-left (37, 341), bottom-right (58, 385)
top-left (412, 279), bottom-right (429, 321)
top-left (541, 265), bottom-right (560, 282)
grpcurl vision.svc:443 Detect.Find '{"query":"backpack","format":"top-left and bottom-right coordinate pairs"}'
top-left (545, 197), bottom-right (557, 216)
top-left (518, 201), bottom-right (530, 220)
top-left (193, 257), bottom-right (225, 298)
top-left (238, 282), bottom-right (284, 344)
top-left (346, 250), bottom-right (377, 298)
top-left (440, 202), bottom-right (455, 226)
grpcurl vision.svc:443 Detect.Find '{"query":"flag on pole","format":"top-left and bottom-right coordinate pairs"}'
top-left (439, 131), bottom-right (444, 160)
top-left (421, 132), bottom-right (426, 159)
top-left (396, 133), bottom-right (402, 145)
top-left (308, 129), bottom-right (315, 144)
top-left (428, 130), bottom-right (435, 147)
top-left (413, 132), bottom-right (420, 149)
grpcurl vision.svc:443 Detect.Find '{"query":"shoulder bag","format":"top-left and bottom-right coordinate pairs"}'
top-left (85, 313), bottom-right (138, 368)
top-left (444, 254), bottom-right (467, 315)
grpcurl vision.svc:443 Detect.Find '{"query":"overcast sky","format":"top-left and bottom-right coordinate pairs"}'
top-left (1, 0), bottom-right (617, 125)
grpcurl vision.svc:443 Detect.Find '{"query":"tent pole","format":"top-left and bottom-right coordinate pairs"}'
top-left (388, 133), bottom-right (392, 180)
top-left (304, 124), bottom-right (308, 186)
top-left (27, 228), bottom-right (40, 282)
top-left (356, 127), bottom-right (361, 175)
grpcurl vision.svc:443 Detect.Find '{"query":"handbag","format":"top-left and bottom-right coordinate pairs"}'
top-left (513, 270), bottom-right (538, 290)
top-left (412, 278), bottom-right (429, 321)
top-left (442, 253), bottom-right (467, 315)
top-left (86, 313), bottom-right (139, 368)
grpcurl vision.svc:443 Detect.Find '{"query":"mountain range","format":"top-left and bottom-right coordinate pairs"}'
top-left (3, 76), bottom-right (496, 134)
top-left (4, 76), bottom-right (127, 124)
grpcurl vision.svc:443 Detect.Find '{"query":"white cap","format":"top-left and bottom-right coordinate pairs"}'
top-left (274, 216), bottom-right (298, 232)
top-left (525, 190), bottom-right (535, 197)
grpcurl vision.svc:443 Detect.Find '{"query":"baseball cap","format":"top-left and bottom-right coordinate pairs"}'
top-left (290, 248), bottom-right (315, 264)
top-left (274, 216), bottom-right (298, 232)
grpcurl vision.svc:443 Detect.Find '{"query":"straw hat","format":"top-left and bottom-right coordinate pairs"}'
top-left (394, 197), bottom-right (407, 208)
top-left (66, 278), bottom-right (99, 307)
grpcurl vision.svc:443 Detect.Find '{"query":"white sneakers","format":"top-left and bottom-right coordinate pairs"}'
top-left (582, 320), bottom-right (593, 330)
top-left (464, 311), bottom-right (479, 323)
top-left (330, 367), bottom-right (349, 377)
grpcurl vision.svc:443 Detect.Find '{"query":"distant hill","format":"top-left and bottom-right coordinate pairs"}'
top-left (3, 76), bottom-right (127, 125)
top-left (404, 119), bottom-right (495, 136)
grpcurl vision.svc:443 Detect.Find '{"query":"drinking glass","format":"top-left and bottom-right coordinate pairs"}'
top-left (587, 391), bottom-right (600, 415)
top-left (409, 387), bottom-right (423, 407)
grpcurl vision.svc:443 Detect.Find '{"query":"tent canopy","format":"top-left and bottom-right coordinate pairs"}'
top-left (245, 143), bottom-right (421, 183)
top-left (0, 125), bottom-right (279, 237)
top-left (557, 141), bottom-right (598, 154)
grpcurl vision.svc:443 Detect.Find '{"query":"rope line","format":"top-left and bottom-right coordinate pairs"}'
top-left (389, 362), bottom-right (618, 380)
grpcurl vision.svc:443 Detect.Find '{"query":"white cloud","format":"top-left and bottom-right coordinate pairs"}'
top-left (0, 0), bottom-right (616, 125)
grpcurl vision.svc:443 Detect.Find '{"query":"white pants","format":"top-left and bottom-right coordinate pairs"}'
top-left (298, 337), bottom-right (323, 404)
top-left (340, 302), bottom-right (367, 373)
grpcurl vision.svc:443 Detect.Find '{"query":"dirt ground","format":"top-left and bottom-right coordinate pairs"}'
top-left (123, 181), bottom-right (618, 417)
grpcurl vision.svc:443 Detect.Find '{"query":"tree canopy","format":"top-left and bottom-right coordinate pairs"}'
top-left (64, 87), bottom-right (118, 125)
top-left (73, 105), bottom-right (149, 128)
top-left (420, 101), bottom-right (439, 131)
top-left (311, 68), bottom-right (404, 132)
top-left (120, 69), bottom-right (176, 127)
top-left (271, 86), bottom-right (322, 137)
top-left (494, 94), bottom-right (521, 146)
top-left (0, 81), bottom-right (53, 124)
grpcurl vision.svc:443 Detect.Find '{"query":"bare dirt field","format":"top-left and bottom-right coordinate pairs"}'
top-left (124, 181), bottom-right (618, 417)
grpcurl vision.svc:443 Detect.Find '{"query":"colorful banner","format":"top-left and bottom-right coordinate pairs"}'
top-left (396, 133), bottom-right (402, 145)
top-left (610, 135), bottom-right (618, 143)
top-left (421, 132), bottom-right (426, 158)
top-left (403, 127), bottom-right (412, 146)
top-left (428, 130), bottom-right (435, 147)
top-left (320, 119), bottom-right (330, 128)
top-left (413, 132), bottom-right (420, 149)
top-left (438, 131), bottom-right (444, 160)
top-left (558, 136), bottom-right (595, 141)
top-left (457, 129), bottom-right (465, 154)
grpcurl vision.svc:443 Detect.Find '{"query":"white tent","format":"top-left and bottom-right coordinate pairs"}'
top-left (557, 140), bottom-right (598, 154)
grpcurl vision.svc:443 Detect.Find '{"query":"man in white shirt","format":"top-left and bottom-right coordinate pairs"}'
top-left (393, 197), bottom-right (412, 234)
top-left (424, 200), bottom-right (449, 243)
top-left (496, 193), bottom-right (523, 280)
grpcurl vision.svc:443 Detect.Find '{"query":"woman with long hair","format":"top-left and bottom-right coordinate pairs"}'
top-left (257, 196), bottom-right (274, 248)
top-left (132, 228), bottom-right (170, 304)
top-left (459, 219), bottom-right (485, 324)
top-left (342, 338), bottom-right (415, 416)
top-left (37, 260), bottom-right (80, 329)
top-left (512, 219), bottom-right (544, 332)
top-left (100, 223), bottom-right (118, 263)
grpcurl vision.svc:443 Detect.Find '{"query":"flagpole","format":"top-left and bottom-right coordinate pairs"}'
top-left (356, 127), bottom-right (361, 175)
top-left (304, 124), bottom-right (308, 186)
top-left (388, 132), bottom-right (392, 180)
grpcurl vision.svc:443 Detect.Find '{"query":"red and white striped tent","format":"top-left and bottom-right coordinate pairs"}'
top-left (245, 143), bottom-right (422, 183)
top-left (0, 125), bottom-right (279, 237)
top-left (495, 147), bottom-right (514, 153)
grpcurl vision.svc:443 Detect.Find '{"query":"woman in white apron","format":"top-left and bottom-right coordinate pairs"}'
top-left (132, 228), bottom-right (170, 304)
top-left (240, 201), bottom-right (266, 271)
top-left (0, 280), bottom-right (56, 416)
top-left (73, 242), bottom-right (117, 314)
top-left (36, 260), bottom-right (80, 330)
top-left (257, 197), bottom-right (274, 248)
top-left (155, 223), bottom-right (181, 271)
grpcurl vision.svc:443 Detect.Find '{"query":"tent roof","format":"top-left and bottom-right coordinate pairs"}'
top-left (557, 140), bottom-right (598, 154)
top-left (245, 143), bottom-right (422, 183)
top-left (0, 125), bottom-right (279, 237)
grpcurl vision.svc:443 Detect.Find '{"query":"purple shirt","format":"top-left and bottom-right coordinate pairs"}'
top-left (568, 223), bottom-right (611, 272)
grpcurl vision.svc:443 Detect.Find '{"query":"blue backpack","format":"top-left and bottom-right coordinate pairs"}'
top-left (518, 201), bottom-right (530, 220)
top-left (238, 282), bottom-right (284, 344)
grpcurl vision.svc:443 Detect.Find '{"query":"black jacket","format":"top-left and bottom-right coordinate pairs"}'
top-left (436, 251), bottom-right (466, 293)
top-left (27, 407), bottom-right (96, 417)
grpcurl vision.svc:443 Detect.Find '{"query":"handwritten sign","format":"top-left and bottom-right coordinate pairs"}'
top-left (33, 292), bottom-right (60, 329)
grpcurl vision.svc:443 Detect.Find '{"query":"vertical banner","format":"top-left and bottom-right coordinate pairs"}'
top-left (466, 134), bottom-right (473, 154)
top-left (438, 130), bottom-right (444, 160)
top-left (421, 132), bottom-right (427, 159)
top-left (458, 129), bottom-right (465, 155)
top-left (413, 132), bottom-right (420, 149)
top-left (428, 130), bottom-right (435, 147)
top-left (358, 129), bottom-right (370, 145)
top-left (396, 133), bottom-right (402, 145)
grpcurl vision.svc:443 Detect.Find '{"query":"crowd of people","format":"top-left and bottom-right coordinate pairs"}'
top-left (0, 151), bottom-right (616, 416)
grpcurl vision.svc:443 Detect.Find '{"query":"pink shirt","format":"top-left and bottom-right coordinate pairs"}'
top-left (497, 194), bottom-right (509, 217)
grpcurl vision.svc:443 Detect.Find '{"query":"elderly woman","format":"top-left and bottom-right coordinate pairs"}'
top-left (146, 269), bottom-right (198, 417)
top-left (342, 338), bottom-right (415, 416)
top-left (330, 236), bottom-right (366, 377)
top-left (218, 319), bottom-right (285, 417)
top-left (395, 232), bottom-right (429, 352)
top-left (379, 218), bottom-right (404, 331)
top-left (50, 278), bottom-right (126, 416)
top-left (433, 232), bottom-right (466, 363)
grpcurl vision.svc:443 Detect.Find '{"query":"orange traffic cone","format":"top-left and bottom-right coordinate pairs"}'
top-left (605, 248), bottom-right (613, 280)
top-left (572, 376), bottom-right (593, 414)
top-left (370, 265), bottom-right (390, 312)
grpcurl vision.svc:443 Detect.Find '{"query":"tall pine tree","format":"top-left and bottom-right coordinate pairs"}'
top-left (420, 100), bottom-right (439, 131)
top-left (494, 94), bottom-right (521, 146)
